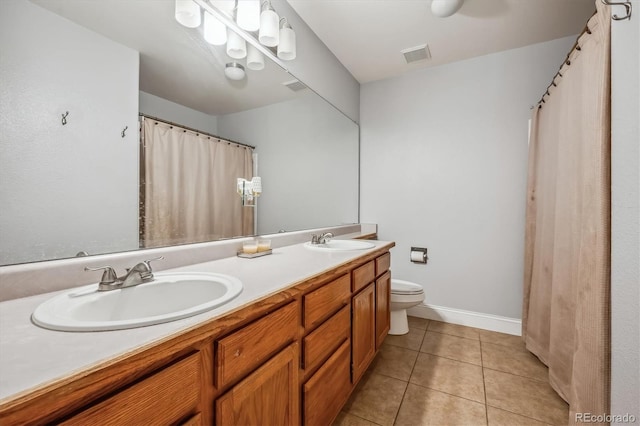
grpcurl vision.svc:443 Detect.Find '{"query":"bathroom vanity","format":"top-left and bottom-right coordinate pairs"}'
top-left (0, 239), bottom-right (393, 425)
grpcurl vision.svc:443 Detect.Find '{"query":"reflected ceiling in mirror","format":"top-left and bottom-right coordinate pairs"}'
top-left (0, 0), bottom-right (359, 266)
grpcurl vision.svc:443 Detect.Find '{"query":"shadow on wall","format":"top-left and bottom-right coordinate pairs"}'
top-left (459, 0), bottom-right (509, 18)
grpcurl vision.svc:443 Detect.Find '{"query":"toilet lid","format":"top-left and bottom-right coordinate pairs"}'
top-left (391, 279), bottom-right (424, 295)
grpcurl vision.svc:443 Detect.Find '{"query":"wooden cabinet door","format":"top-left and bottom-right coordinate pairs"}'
top-left (375, 271), bottom-right (391, 350)
top-left (216, 343), bottom-right (299, 426)
top-left (352, 283), bottom-right (376, 383)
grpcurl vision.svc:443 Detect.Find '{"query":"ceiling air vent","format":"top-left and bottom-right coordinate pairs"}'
top-left (401, 44), bottom-right (431, 64)
top-left (283, 79), bottom-right (307, 92)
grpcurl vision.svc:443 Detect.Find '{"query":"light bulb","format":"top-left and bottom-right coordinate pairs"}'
top-left (259, 6), bottom-right (279, 47)
top-left (227, 29), bottom-right (247, 59)
top-left (247, 45), bottom-right (265, 71)
top-left (236, 0), bottom-right (260, 32)
top-left (277, 23), bottom-right (296, 61)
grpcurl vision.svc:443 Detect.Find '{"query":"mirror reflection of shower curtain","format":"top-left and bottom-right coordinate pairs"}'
top-left (141, 118), bottom-right (254, 248)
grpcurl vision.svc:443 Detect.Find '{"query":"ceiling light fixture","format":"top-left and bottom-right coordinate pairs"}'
top-left (431, 0), bottom-right (465, 17)
top-left (225, 62), bottom-right (246, 80)
top-left (175, 0), bottom-right (201, 28)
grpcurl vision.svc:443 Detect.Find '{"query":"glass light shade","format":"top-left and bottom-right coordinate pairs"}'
top-left (225, 63), bottom-right (246, 81)
top-left (210, 0), bottom-right (235, 16)
top-left (204, 12), bottom-right (227, 45)
top-left (277, 26), bottom-right (296, 61)
top-left (246, 45), bottom-right (265, 71)
top-left (226, 29), bottom-right (247, 59)
top-left (236, 0), bottom-right (260, 32)
top-left (259, 9), bottom-right (279, 47)
top-left (175, 0), bottom-right (201, 28)
top-left (430, 0), bottom-right (464, 17)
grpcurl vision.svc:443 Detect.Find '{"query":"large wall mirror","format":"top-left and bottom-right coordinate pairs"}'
top-left (0, 0), bottom-right (359, 266)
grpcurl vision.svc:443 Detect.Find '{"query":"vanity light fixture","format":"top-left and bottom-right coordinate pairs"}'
top-left (226, 28), bottom-right (247, 59)
top-left (237, 177), bottom-right (262, 206)
top-left (247, 44), bottom-right (265, 71)
top-left (175, 0), bottom-right (201, 28)
top-left (236, 0), bottom-right (261, 32)
top-left (204, 11), bottom-right (227, 45)
top-left (430, 0), bottom-right (465, 17)
top-left (277, 18), bottom-right (296, 61)
top-left (259, 1), bottom-right (280, 47)
top-left (225, 62), bottom-right (246, 80)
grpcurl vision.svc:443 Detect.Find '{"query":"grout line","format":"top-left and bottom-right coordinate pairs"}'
top-left (482, 365), bottom-right (549, 383)
top-left (425, 329), bottom-right (481, 341)
top-left (341, 411), bottom-right (385, 426)
top-left (408, 381), bottom-right (487, 406)
top-left (485, 403), bottom-right (556, 425)
top-left (480, 340), bottom-right (489, 425)
top-left (390, 328), bottom-right (427, 425)
top-left (417, 350), bottom-right (482, 368)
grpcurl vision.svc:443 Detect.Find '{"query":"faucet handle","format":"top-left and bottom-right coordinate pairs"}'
top-left (141, 256), bottom-right (164, 273)
top-left (84, 266), bottom-right (118, 285)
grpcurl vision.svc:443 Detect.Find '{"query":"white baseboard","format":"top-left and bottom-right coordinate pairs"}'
top-left (407, 303), bottom-right (522, 336)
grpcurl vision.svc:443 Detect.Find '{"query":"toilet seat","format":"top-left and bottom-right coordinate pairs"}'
top-left (391, 279), bottom-right (424, 295)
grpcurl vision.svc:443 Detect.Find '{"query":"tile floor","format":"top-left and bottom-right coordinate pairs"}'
top-left (334, 317), bottom-right (569, 426)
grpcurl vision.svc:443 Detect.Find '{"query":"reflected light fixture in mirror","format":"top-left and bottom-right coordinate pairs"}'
top-left (225, 62), bottom-right (246, 80)
top-left (204, 11), bottom-right (227, 45)
top-left (247, 44), bottom-right (265, 70)
top-left (227, 28), bottom-right (247, 59)
top-left (259, 1), bottom-right (279, 47)
top-left (236, 0), bottom-right (260, 32)
top-left (277, 18), bottom-right (296, 60)
top-left (175, 0), bottom-right (201, 28)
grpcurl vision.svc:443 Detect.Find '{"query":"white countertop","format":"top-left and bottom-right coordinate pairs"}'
top-left (0, 239), bottom-right (392, 403)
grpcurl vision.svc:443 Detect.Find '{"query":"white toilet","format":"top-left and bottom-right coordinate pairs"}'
top-left (389, 279), bottom-right (425, 335)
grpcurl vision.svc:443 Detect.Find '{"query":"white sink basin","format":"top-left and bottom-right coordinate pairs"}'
top-left (303, 240), bottom-right (376, 251)
top-left (32, 272), bottom-right (243, 332)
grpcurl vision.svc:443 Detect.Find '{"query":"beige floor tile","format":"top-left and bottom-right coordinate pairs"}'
top-left (479, 329), bottom-right (525, 349)
top-left (482, 341), bottom-right (548, 381)
top-left (407, 316), bottom-right (430, 330)
top-left (333, 411), bottom-right (381, 426)
top-left (410, 353), bottom-right (485, 403)
top-left (484, 369), bottom-right (569, 425)
top-left (427, 321), bottom-right (480, 340)
top-left (343, 372), bottom-right (407, 426)
top-left (395, 384), bottom-right (487, 426)
top-left (487, 407), bottom-right (551, 426)
top-left (420, 331), bottom-right (482, 365)
top-left (369, 344), bottom-right (419, 381)
top-left (384, 327), bottom-right (426, 351)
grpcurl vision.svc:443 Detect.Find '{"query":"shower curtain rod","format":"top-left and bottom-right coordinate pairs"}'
top-left (139, 113), bottom-right (256, 150)
top-left (536, 0), bottom-right (631, 108)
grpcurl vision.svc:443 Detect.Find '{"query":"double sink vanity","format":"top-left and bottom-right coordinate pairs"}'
top-left (0, 231), bottom-right (394, 425)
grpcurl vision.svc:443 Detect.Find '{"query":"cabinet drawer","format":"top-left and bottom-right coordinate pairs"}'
top-left (63, 353), bottom-right (201, 425)
top-left (304, 274), bottom-right (350, 330)
top-left (303, 305), bottom-right (350, 371)
top-left (375, 252), bottom-right (391, 277)
top-left (353, 260), bottom-right (375, 293)
top-left (303, 340), bottom-right (351, 426)
top-left (216, 302), bottom-right (298, 389)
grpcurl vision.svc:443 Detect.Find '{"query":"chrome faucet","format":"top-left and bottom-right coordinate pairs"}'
top-left (84, 256), bottom-right (164, 291)
top-left (311, 232), bottom-right (334, 245)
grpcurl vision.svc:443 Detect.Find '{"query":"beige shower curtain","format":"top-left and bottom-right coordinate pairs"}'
top-left (522, 2), bottom-right (610, 424)
top-left (141, 118), bottom-right (254, 248)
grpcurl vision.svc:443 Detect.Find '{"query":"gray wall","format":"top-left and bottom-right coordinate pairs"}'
top-left (610, 9), bottom-right (639, 423)
top-left (0, 0), bottom-right (139, 264)
top-left (360, 36), bottom-right (575, 319)
top-left (139, 91), bottom-right (218, 134)
top-left (217, 93), bottom-right (359, 235)
top-left (272, 0), bottom-right (360, 123)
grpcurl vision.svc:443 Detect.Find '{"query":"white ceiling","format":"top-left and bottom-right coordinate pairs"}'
top-left (287, 0), bottom-right (597, 83)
